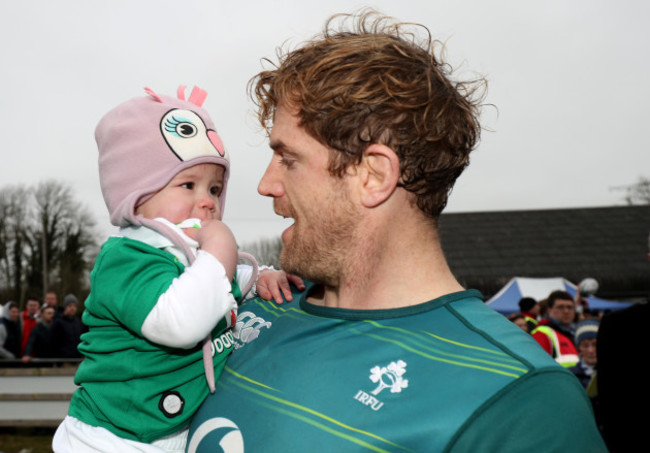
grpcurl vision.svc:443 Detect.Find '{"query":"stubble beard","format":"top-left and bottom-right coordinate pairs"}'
top-left (280, 189), bottom-right (359, 288)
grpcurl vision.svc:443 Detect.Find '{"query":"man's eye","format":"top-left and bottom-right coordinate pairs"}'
top-left (280, 157), bottom-right (295, 167)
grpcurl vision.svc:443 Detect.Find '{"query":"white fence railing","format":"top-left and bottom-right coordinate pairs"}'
top-left (0, 364), bottom-right (79, 427)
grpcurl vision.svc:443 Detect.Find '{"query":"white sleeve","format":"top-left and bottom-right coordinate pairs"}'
top-left (236, 264), bottom-right (254, 295)
top-left (141, 250), bottom-right (237, 349)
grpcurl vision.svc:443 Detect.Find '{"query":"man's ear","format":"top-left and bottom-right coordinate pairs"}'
top-left (357, 144), bottom-right (400, 208)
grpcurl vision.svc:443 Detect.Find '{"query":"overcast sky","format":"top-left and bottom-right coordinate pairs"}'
top-left (2, 0), bottom-right (649, 246)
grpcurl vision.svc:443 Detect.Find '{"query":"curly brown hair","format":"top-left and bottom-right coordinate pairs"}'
top-left (250, 10), bottom-right (486, 220)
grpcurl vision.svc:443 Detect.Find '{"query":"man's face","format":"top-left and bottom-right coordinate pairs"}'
top-left (549, 298), bottom-right (575, 325)
top-left (257, 104), bottom-right (359, 286)
top-left (26, 300), bottom-right (39, 315)
top-left (64, 303), bottom-right (77, 317)
top-left (9, 306), bottom-right (19, 322)
top-left (44, 292), bottom-right (58, 306)
top-left (41, 307), bottom-right (55, 323)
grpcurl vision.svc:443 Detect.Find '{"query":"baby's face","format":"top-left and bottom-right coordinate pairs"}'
top-left (136, 163), bottom-right (225, 224)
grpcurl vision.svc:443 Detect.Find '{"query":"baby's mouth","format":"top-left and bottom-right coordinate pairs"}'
top-left (176, 218), bottom-right (202, 229)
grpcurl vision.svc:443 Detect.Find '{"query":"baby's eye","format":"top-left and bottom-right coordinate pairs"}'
top-left (210, 185), bottom-right (222, 196)
top-left (181, 182), bottom-right (194, 190)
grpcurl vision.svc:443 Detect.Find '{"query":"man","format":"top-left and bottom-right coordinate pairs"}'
top-left (531, 290), bottom-right (580, 367)
top-left (44, 291), bottom-right (63, 319)
top-left (20, 296), bottom-right (41, 355)
top-left (50, 294), bottom-right (84, 360)
top-left (189, 11), bottom-right (605, 452)
top-left (22, 304), bottom-right (56, 363)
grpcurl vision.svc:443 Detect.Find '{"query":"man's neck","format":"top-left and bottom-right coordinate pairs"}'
top-left (309, 217), bottom-right (464, 310)
top-left (547, 316), bottom-right (572, 332)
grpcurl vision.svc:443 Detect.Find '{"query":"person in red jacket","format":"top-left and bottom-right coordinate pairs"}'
top-left (531, 290), bottom-right (579, 367)
top-left (20, 296), bottom-right (41, 355)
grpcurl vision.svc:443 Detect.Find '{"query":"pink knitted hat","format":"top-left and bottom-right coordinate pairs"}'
top-left (96, 85), bottom-right (230, 227)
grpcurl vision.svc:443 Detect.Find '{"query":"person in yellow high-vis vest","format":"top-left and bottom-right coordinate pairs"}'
top-left (531, 290), bottom-right (579, 367)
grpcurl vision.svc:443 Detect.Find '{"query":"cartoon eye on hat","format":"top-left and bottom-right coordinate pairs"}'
top-left (160, 109), bottom-right (225, 161)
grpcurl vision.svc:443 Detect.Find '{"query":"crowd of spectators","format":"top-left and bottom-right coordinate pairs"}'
top-left (0, 291), bottom-right (86, 367)
top-left (507, 288), bottom-right (646, 452)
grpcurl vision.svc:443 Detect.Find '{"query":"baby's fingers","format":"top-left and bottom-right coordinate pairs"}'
top-left (286, 273), bottom-right (306, 291)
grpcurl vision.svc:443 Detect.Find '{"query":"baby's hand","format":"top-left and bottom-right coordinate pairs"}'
top-left (256, 269), bottom-right (306, 304)
top-left (191, 220), bottom-right (238, 281)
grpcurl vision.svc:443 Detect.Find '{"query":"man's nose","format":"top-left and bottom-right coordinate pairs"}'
top-left (258, 162), bottom-right (283, 197)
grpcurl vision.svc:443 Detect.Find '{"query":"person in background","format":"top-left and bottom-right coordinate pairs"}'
top-left (569, 319), bottom-right (599, 388)
top-left (517, 296), bottom-right (539, 331)
top-left (507, 313), bottom-right (529, 332)
top-left (582, 308), bottom-right (602, 320)
top-left (50, 294), bottom-right (85, 361)
top-left (44, 291), bottom-right (63, 319)
top-left (574, 296), bottom-right (591, 322)
top-left (20, 296), bottom-right (41, 355)
top-left (531, 290), bottom-right (579, 367)
top-left (22, 304), bottom-right (56, 363)
top-left (0, 301), bottom-right (22, 360)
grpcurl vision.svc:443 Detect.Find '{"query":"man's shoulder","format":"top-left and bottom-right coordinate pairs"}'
top-left (444, 294), bottom-right (560, 367)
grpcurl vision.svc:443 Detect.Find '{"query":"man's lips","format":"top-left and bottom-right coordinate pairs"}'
top-left (281, 223), bottom-right (294, 244)
top-left (275, 211), bottom-right (295, 244)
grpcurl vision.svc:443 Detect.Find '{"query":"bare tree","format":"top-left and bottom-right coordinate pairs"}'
top-left (614, 176), bottom-right (650, 205)
top-left (240, 237), bottom-right (283, 269)
top-left (1, 180), bottom-right (99, 305)
top-left (0, 185), bottom-right (30, 303)
top-left (30, 180), bottom-right (98, 298)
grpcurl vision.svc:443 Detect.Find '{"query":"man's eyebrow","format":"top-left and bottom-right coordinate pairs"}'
top-left (269, 139), bottom-right (285, 152)
top-left (269, 140), bottom-right (298, 158)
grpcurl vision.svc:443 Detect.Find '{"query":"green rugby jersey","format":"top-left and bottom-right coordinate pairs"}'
top-left (69, 237), bottom-right (234, 443)
top-left (188, 286), bottom-right (606, 452)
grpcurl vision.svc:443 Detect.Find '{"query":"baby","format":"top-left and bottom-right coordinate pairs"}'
top-left (53, 86), bottom-right (302, 452)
